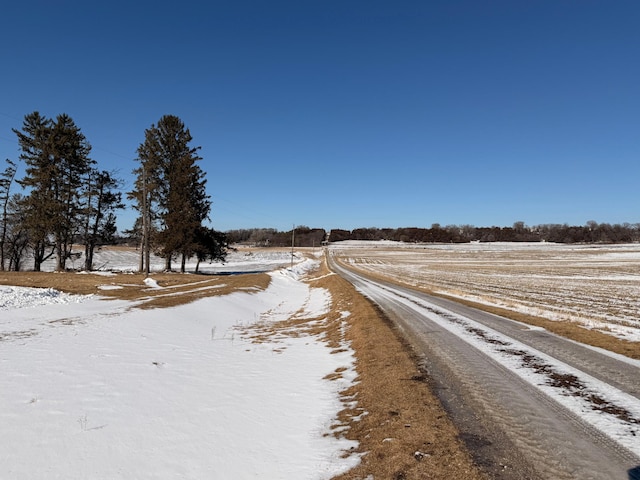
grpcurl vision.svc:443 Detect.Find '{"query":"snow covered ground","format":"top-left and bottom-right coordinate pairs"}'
top-left (334, 241), bottom-right (640, 343)
top-left (0, 250), bottom-right (359, 479)
top-left (330, 244), bottom-right (640, 462)
top-left (47, 245), bottom-right (299, 274)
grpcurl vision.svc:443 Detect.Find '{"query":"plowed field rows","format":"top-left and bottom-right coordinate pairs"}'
top-left (334, 242), bottom-right (640, 343)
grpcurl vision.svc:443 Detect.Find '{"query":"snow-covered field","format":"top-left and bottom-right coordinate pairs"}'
top-left (0, 250), bottom-right (359, 479)
top-left (48, 245), bottom-right (299, 274)
top-left (331, 242), bottom-right (640, 463)
top-left (334, 241), bottom-right (640, 343)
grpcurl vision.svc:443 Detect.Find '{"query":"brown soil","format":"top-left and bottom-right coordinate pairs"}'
top-left (334, 259), bottom-right (640, 360)
top-left (434, 293), bottom-right (640, 360)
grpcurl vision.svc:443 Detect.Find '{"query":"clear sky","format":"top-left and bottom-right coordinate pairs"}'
top-left (1, 1), bottom-right (639, 232)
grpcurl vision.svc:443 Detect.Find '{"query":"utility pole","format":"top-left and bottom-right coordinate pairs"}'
top-left (142, 164), bottom-right (150, 277)
top-left (291, 224), bottom-right (295, 268)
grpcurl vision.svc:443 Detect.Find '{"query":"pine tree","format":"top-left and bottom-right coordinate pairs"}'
top-left (129, 123), bottom-right (163, 275)
top-left (192, 226), bottom-right (229, 273)
top-left (49, 114), bottom-right (95, 270)
top-left (13, 112), bottom-right (56, 271)
top-left (80, 169), bottom-right (124, 271)
top-left (0, 159), bottom-right (17, 271)
top-left (14, 112), bottom-right (95, 271)
top-left (130, 115), bottom-right (212, 273)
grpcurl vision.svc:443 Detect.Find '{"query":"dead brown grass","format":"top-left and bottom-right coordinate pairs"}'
top-left (227, 258), bottom-right (487, 479)
top-left (0, 271), bottom-right (271, 309)
top-left (314, 259), bottom-right (487, 480)
top-left (1, 257), bottom-right (486, 478)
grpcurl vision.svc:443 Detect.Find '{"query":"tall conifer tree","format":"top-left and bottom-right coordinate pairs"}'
top-left (0, 159), bottom-right (17, 271)
top-left (131, 115), bottom-right (213, 273)
top-left (14, 112), bottom-right (94, 270)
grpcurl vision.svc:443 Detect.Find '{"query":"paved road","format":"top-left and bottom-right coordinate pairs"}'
top-left (329, 254), bottom-right (640, 480)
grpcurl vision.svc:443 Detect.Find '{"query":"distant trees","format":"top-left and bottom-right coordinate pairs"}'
top-left (225, 228), bottom-right (277, 246)
top-left (223, 222), bottom-right (640, 246)
top-left (3, 111), bottom-right (640, 272)
top-left (129, 115), bottom-right (226, 273)
top-left (326, 222), bottom-right (640, 244)
top-left (226, 226), bottom-right (327, 247)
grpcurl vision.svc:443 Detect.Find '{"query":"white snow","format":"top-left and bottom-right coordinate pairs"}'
top-left (349, 276), bottom-right (640, 458)
top-left (333, 241), bottom-right (640, 342)
top-left (0, 250), bottom-right (359, 479)
top-left (143, 277), bottom-right (162, 289)
top-left (6, 242), bottom-right (639, 477)
top-left (0, 286), bottom-right (91, 311)
top-left (408, 294), bottom-right (640, 456)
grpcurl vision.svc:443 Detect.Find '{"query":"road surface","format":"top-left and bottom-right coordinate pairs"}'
top-left (329, 253), bottom-right (640, 480)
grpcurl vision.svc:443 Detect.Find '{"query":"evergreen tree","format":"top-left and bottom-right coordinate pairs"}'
top-left (49, 114), bottom-right (94, 270)
top-left (13, 112), bottom-right (56, 271)
top-left (0, 159), bottom-right (17, 271)
top-left (14, 112), bottom-right (95, 271)
top-left (2, 194), bottom-right (29, 271)
top-left (131, 115), bottom-right (212, 273)
top-left (129, 124), bottom-right (163, 275)
top-left (192, 227), bottom-right (229, 273)
top-left (80, 169), bottom-right (124, 271)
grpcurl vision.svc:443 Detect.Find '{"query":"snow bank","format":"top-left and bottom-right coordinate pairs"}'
top-left (0, 261), bottom-right (359, 479)
top-left (0, 286), bottom-right (91, 311)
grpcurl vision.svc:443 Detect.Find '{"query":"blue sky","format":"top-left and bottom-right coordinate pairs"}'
top-left (1, 1), bottom-right (639, 232)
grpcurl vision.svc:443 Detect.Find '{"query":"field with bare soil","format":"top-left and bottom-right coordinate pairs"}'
top-left (333, 242), bottom-right (640, 359)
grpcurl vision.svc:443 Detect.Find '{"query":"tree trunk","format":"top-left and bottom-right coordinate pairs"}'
top-left (138, 239), bottom-right (144, 273)
top-left (84, 242), bottom-right (95, 271)
top-left (56, 240), bottom-right (65, 271)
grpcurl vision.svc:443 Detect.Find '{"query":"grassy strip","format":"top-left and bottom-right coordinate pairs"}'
top-left (0, 271), bottom-right (271, 309)
top-left (311, 259), bottom-right (487, 480)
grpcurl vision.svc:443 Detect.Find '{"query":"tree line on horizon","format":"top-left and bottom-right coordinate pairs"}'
top-left (0, 112), bottom-right (227, 272)
top-left (226, 221), bottom-right (640, 247)
top-left (328, 221), bottom-right (640, 244)
top-left (3, 112), bottom-right (638, 273)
